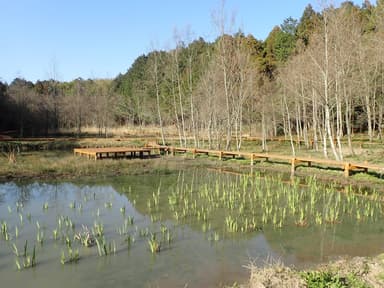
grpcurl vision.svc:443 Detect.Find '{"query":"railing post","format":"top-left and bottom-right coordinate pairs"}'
top-left (344, 163), bottom-right (350, 178)
top-left (290, 158), bottom-right (296, 178)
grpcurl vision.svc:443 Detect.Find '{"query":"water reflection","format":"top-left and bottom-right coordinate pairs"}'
top-left (0, 170), bottom-right (384, 287)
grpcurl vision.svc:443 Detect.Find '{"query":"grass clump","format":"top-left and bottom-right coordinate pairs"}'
top-left (246, 256), bottom-right (379, 288)
top-left (14, 241), bottom-right (37, 270)
top-left (148, 233), bottom-right (161, 254)
top-left (60, 248), bottom-right (80, 264)
top-left (301, 271), bottom-right (369, 288)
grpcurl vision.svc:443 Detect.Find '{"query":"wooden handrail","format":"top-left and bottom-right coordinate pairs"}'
top-left (145, 144), bottom-right (384, 178)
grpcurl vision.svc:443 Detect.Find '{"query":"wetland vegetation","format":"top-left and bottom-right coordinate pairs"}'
top-left (1, 166), bottom-right (384, 287)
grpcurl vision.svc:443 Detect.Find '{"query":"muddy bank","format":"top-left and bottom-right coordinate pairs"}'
top-left (1, 152), bottom-right (384, 193)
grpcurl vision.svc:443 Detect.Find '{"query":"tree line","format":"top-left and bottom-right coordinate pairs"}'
top-left (1, 1), bottom-right (384, 159)
top-left (0, 78), bottom-right (115, 137)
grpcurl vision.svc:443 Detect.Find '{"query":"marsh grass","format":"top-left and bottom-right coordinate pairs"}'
top-left (148, 233), bottom-right (161, 254)
top-left (60, 247), bottom-right (80, 264)
top-left (74, 225), bottom-right (95, 247)
top-left (1, 160), bottom-right (384, 284)
top-left (14, 241), bottom-right (37, 270)
top-left (95, 237), bottom-right (116, 256)
top-left (1, 221), bottom-right (10, 241)
top-left (1, 132), bottom-right (384, 181)
top-left (152, 170), bottom-right (384, 242)
top-left (0, 149), bottom-right (200, 183)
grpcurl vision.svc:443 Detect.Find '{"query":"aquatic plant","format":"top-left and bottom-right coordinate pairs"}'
top-left (36, 229), bottom-right (44, 245)
top-left (148, 233), bottom-right (161, 254)
top-left (92, 221), bottom-right (104, 237)
top-left (52, 228), bottom-right (59, 240)
top-left (104, 201), bottom-right (112, 209)
top-left (74, 225), bottom-right (95, 247)
top-left (208, 231), bottom-right (220, 242)
top-left (225, 215), bottom-right (238, 233)
top-left (126, 216), bottom-right (134, 225)
top-left (1, 168), bottom-right (383, 277)
top-left (16, 202), bottom-right (24, 212)
top-left (69, 201), bottom-right (76, 209)
top-left (95, 237), bottom-right (116, 256)
top-left (15, 242), bottom-right (36, 270)
top-left (1, 221), bottom-right (10, 240)
top-left (78, 203), bottom-right (83, 214)
top-left (60, 247), bottom-right (80, 264)
top-left (165, 230), bottom-right (173, 244)
top-left (18, 213), bottom-right (23, 225)
top-left (12, 243), bottom-right (20, 257)
top-left (125, 234), bottom-right (134, 248)
top-left (65, 235), bottom-right (72, 248)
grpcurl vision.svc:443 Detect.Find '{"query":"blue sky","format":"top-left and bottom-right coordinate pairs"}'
top-left (0, 0), bottom-right (367, 83)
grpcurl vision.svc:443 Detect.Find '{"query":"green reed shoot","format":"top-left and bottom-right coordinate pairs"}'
top-left (61, 247), bottom-right (80, 264)
top-left (148, 233), bottom-right (160, 254)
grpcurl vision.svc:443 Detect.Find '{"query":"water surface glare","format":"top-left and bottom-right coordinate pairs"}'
top-left (0, 170), bottom-right (384, 287)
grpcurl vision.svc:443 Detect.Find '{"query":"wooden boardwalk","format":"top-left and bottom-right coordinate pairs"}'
top-left (74, 147), bottom-right (151, 160)
top-left (73, 144), bottom-right (384, 178)
top-left (146, 144), bottom-right (384, 178)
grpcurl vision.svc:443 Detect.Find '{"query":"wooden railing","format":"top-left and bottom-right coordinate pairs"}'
top-left (146, 144), bottom-right (384, 178)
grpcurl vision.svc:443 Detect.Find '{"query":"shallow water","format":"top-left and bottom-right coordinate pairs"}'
top-left (0, 169), bottom-right (384, 287)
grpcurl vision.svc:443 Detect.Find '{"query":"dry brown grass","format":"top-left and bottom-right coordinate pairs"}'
top-left (316, 256), bottom-right (384, 288)
top-left (245, 259), bottom-right (305, 288)
top-left (59, 125), bottom-right (180, 138)
top-left (242, 255), bottom-right (384, 288)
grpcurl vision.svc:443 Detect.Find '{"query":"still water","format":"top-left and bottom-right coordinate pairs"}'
top-left (0, 169), bottom-right (383, 287)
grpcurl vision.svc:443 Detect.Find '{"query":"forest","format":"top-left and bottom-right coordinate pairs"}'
top-left (1, 1), bottom-right (384, 161)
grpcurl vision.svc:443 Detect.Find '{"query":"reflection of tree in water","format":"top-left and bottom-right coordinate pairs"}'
top-left (16, 185), bottom-right (32, 206)
top-left (0, 183), bottom-right (31, 206)
top-left (0, 191), bottom-right (4, 205)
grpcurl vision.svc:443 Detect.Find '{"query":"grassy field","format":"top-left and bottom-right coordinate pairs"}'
top-left (1, 135), bottom-right (384, 186)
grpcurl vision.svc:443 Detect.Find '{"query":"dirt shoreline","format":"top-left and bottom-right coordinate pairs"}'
top-left (2, 152), bottom-right (384, 188)
top-left (244, 254), bottom-right (384, 288)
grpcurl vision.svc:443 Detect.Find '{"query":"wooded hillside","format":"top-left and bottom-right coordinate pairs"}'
top-left (1, 1), bottom-right (383, 160)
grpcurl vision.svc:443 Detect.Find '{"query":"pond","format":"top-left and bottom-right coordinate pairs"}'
top-left (1, 168), bottom-right (384, 287)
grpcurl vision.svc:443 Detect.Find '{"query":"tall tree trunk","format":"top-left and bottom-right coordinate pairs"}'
top-left (261, 107), bottom-right (267, 152)
top-left (188, 56), bottom-right (198, 147)
top-left (344, 83), bottom-right (354, 155)
top-left (312, 88), bottom-right (319, 151)
top-left (171, 72), bottom-right (183, 146)
top-left (153, 52), bottom-right (166, 146)
top-left (323, 13), bottom-right (340, 161)
top-left (283, 89), bottom-right (295, 156)
top-left (174, 49), bottom-right (187, 147)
